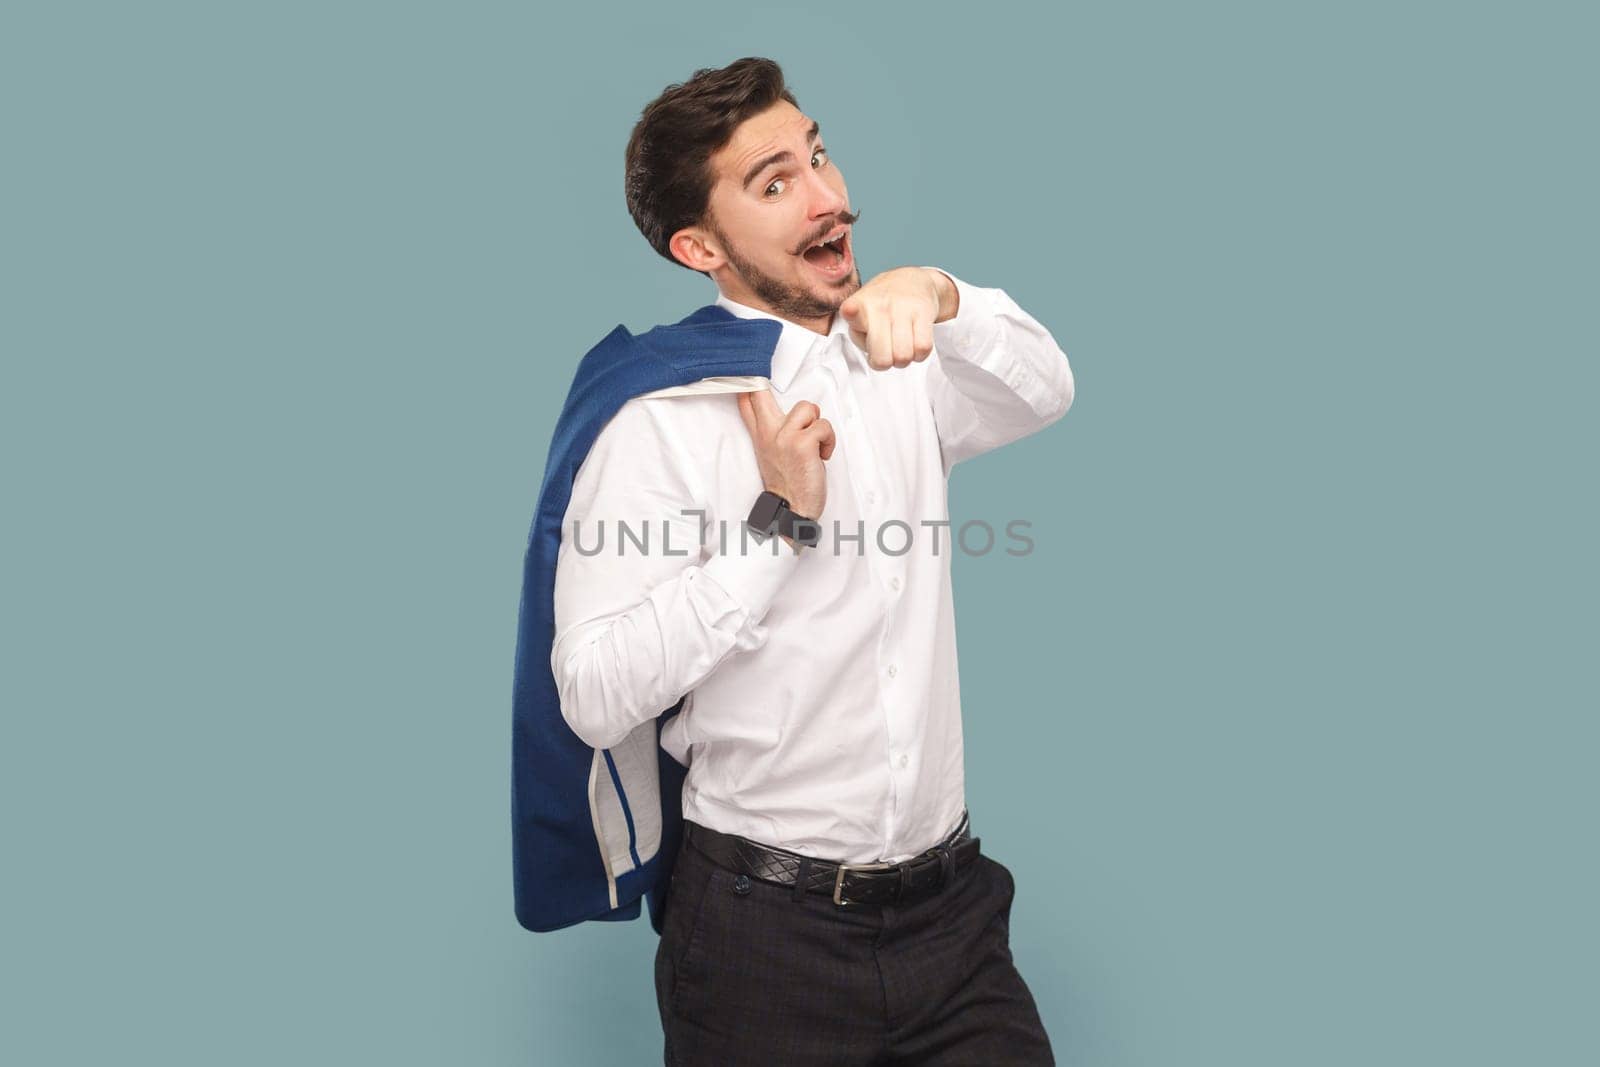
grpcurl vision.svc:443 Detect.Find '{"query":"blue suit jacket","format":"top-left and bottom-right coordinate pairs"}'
top-left (512, 304), bottom-right (782, 934)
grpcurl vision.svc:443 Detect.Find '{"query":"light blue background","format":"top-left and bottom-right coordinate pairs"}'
top-left (4, 1), bottom-right (1594, 1064)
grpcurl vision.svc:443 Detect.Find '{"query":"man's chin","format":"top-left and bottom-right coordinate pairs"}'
top-left (816, 268), bottom-right (862, 301)
top-left (778, 269), bottom-right (860, 318)
top-left (724, 254), bottom-right (860, 321)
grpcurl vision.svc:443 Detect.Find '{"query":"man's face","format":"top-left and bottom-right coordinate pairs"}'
top-left (687, 101), bottom-right (860, 328)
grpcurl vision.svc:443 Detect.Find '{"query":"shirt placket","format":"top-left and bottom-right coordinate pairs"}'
top-left (829, 338), bottom-right (914, 858)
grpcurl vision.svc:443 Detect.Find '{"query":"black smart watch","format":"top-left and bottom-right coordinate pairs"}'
top-left (746, 490), bottom-right (821, 548)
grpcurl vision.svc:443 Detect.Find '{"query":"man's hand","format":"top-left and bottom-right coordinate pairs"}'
top-left (736, 388), bottom-right (834, 524)
top-left (838, 267), bottom-right (960, 371)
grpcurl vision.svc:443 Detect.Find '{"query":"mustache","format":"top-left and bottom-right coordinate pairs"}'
top-left (793, 208), bottom-right (861, 255)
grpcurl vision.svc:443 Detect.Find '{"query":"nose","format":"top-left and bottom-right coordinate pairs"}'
top-left (805, 165), bottom-right (848, 221)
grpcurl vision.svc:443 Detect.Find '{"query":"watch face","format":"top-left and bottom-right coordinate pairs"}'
top-left (747, 491), bottom-right (784, 532)
top-left (791, 517), bottom-right (822, 548)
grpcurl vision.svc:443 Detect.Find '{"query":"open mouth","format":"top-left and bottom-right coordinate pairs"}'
top-left (800, 225), bottom-right (852, 282)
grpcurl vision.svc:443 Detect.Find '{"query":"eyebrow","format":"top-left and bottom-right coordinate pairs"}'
top-left (741, 121), bottom-right (822, 190)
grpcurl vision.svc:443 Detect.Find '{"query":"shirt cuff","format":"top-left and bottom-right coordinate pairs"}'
top-left (922, 267), bottom-right (1061, 419)
top-left (700, 535), bottom-right (803, 623)
top-left (925, 268), bottom-right (1002, 356)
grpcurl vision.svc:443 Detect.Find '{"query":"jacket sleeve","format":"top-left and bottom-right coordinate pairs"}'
top-left (550, 397), bottom-right (799, 751)
top-left (922, 270), bottom-right (1076, 475)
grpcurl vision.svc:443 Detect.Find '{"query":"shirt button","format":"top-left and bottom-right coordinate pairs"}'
top-left (888, 576), bottom-right (900, 592)
top-left (732, 874), bottom-right (752, 895)
top-left (887, 664), bottom-right (898, 679)
top-left (898, 753), bottom-right (910, 769)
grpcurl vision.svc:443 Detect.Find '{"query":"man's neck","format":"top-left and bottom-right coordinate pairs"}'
top-left (716, 290), bottom-right (835, 337)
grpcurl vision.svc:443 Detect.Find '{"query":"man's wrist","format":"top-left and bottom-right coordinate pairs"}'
top-left (748, 489), bottom-right (821, 549)
top-left (927, 267), bottom-right (960, 323)
top-left (775, 511), bottom-right (821, 550)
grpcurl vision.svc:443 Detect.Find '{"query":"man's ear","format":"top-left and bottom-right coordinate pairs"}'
top-left (669, 226), bottom-right (723, 273)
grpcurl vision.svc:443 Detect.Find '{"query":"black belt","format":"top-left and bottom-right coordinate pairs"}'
top-left (683, 812), bottom-right (981, 907)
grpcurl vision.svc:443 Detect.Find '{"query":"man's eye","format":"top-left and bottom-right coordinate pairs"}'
top-left (812, 147), bottom-right (829, 168)
top-left (765, 178), bottom-right (787, 197)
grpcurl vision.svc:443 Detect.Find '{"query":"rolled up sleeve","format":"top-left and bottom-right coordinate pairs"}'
top-left (923, 269), bottom-right (1075, 475)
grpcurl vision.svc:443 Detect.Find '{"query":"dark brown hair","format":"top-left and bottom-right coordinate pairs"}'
top-left (624, 57), bottom-right (798, 272)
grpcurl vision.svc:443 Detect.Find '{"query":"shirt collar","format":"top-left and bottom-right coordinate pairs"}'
top-left (713, 291), bottom-right (860, 392)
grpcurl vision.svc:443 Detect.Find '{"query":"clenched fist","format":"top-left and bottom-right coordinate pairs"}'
top-left (838, 266), bottom-right (960, 370)
top-left (736, 388), bottom-right (834, 525)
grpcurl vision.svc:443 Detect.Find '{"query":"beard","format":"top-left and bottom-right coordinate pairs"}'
top-left (709, 220), bottom-right (861, 321)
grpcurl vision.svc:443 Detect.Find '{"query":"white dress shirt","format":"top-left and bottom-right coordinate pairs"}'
top-left (551, 272), bottom-right (1074, 863)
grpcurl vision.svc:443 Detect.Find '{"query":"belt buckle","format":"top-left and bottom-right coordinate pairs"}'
top-left (832, 860), bottom-right (899, 906)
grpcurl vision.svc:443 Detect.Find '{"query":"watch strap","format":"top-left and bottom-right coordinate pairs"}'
top-left (747, 490), bottom-right (821, 548)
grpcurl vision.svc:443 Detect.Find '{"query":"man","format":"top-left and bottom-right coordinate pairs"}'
top-left (547, 57), bottom-right (1073, 1064)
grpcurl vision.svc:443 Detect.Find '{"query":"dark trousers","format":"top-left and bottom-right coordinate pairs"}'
top-left (654, 822), bottom-right (1055, 1065)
